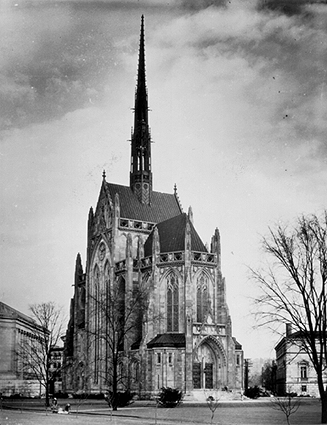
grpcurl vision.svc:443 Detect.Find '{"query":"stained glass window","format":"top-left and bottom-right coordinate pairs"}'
top-left (197, 274), bottom-right (209, 322)
top-left (94, 265), bottom-right (100, 383)
top-left (167, 274), bottom-right (179, 332)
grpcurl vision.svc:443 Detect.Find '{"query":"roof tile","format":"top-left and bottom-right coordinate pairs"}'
top-left (144, 213), bottom-right (207, 256)
top-left (147, 333), bottom-right (186, 348)
top-left (106, 183), bottom-right (182, 223)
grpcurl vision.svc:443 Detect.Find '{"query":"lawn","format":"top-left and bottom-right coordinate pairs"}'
top-left (0, 398), bottom-right (322, 425)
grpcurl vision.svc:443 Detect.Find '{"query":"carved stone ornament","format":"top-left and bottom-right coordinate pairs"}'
top-left (98, 242), bottom-right (106, 261)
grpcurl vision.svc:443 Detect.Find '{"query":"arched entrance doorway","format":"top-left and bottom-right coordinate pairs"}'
top-left (192, 338), bottom-right (226, 389)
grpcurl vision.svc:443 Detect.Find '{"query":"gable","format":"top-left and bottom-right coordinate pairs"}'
top-left (144, 213), bottom-right (207, 256)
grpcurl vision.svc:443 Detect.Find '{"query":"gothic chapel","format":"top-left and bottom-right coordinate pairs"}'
top-left (64, 16), bottom-right (243, 398)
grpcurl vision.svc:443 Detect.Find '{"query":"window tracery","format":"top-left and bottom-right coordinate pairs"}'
top-left (196, 273), bottom-right (210, 323)
top-left (93, 265), bottom-right (100, 383)
top-left (167, 273), bottom-right (179, 332)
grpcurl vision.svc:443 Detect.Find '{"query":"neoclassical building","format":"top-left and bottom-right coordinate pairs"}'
top-left (64, 16), bottom-right (243, 398)
top-left (275, 324), bottom-right (327, 397)
top-left (0, 302), bottom-right (45, 397)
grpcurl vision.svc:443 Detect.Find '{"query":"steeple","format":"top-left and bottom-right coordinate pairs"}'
top-left (130, 15), bottom-right (152, 205)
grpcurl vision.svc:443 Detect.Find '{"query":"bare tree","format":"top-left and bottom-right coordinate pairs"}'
top-left (205, 390), bottom-right (221, 425)
top-left (87, 279), bottom-right (149, 411)
top-left (17, 302), bottom-right (64, 407)
top-left (252, 212), bottom-right (327, 423)
top-left (270, 389), bottom-right (301, 425)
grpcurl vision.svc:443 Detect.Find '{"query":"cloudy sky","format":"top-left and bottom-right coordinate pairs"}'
top-left (1, 0), bottom-right (327, 359)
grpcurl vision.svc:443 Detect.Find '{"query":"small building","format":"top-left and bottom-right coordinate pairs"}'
top-left (0, 302), bottom-right (45, 397)
top-left (49, 346), bottom-right (64, 395)
top-left (275, 324), bottom-right (327, 397)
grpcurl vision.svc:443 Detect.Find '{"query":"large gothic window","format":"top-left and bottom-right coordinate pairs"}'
top-left (167, 273), bottom-right (179, 332)
top-left (93, 265), bottom-right (100, 383)
top-left (197, 274), bottom-right (209, 323)
top-left (104, 261), bottom-right (110, 301)
top-left (117, 277), bottom-right (126, 351)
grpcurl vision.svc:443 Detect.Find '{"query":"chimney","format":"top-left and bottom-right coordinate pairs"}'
top-left (286, 323), bottom-right (293, 337)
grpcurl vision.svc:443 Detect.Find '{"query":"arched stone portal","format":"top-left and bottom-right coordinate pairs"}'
top-left (193, 337), bottom-right (226, 389)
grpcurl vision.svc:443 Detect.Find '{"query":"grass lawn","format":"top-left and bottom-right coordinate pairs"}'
top-left (0, 398), bottom-right (322, 425)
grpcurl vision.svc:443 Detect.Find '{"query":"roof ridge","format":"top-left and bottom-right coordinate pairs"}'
top-left (0, 301), bottom-right (36, 325)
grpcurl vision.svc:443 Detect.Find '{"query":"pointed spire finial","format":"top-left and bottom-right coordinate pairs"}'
top-left (102, 169), bottom-right (106, 181)
top-left (173, 183), bottom-right (183, 212)
top-left (188, 205), bottom-right (194, 224)
top-left (129, 16), bottom-right (152, 205)
top-left (135, 14), bottom-right (147, 124)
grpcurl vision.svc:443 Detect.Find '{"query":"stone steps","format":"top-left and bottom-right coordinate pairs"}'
top-left (184, 389), bottom-right (243, 403)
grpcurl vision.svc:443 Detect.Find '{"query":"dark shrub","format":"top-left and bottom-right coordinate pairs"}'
top-left (72, 392), bottom-right (105, 399)
top-left (157, 387), bottom-right (182, 407)
top-left (105, 390), bottom-right (134, 407)
top-left (9, 394), bottom-right (23, 399)
top-left (54, 392), bottom-right (69, 399)
top-left (244, 386), bottom-right (260, 399)
top-left (286, 392), bottom-right (298, 398)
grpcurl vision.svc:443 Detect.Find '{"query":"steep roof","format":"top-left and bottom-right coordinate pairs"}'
top-left (144, 213), bottom-right (207, 256)
top-left (233, 337), bottom-right (243, 350)
top-left (106, 182), bottom-right (182, 223)
top-left (147, 333), bottom-right (186, 348)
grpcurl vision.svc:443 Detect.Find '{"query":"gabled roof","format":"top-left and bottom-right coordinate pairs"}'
top-left (144, 213), bottom-right (207, 256)
top-left (147, 333), bottom-right (186, 348)
top-left (106, 182), bottom-right (182, 223)
top-left (232, 337), bottom-right (243, 350)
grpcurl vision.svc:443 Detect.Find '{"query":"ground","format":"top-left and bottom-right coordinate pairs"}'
top-left (0, 398), bottom-right (322, 425)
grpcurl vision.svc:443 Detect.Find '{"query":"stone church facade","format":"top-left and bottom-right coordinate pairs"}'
top-left (63, 17), bottom-right (243, 398)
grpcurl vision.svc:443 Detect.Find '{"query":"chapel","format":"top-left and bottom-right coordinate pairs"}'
top-left (63, 16), bottom-right (243, 398)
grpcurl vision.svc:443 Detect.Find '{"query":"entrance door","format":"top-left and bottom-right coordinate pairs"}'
top-left (204, 363), bottom-right (213, 389)
top-left (192, 363), bottom-right (201, 389)
top-left (193, 343), bottom-right (217, 389)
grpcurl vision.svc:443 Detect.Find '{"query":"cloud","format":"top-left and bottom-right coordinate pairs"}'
top-left (258, 0), bottom-right (327, 16)
top-left (1, 0), bottom-right (327, 358)
top-left (145, 1), bottom-right (327, 168)
top-left (0, 2), bottom-right (125, 130)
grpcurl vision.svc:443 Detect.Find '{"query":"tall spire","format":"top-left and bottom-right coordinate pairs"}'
top-left (135, 14), bottom-right (147, 126)
top-left (130, 15), bottom-right (152, 205)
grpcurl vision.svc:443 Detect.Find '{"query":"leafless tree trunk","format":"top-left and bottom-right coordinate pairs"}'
top-left (252, 212), bottom-right (327, 423)
top-left (270, 391), bottom-right (301, 425)
top-left (205, 390), bottom-right (221, 425)
top-left (17, 302), bottom-right (64, 407)
top-left (87, 279), bottom-right (149, 411)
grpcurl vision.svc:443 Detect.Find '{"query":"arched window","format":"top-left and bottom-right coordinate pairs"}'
top-left (117, 277), bottom-right (126, 351)
top-left (299, 361), bottom-right (309, 380)
top-left (93, 265), bottom-right (100, 383)
top-left (104, 261), bottom-right (110, 302)
top-left (167, 273), bottom-right (179, 332)
top-left (131, 361), bottom-right (139, 382)
top-left (119, 362), bottom-right (124, 381)
top-left (197, 274), bottom-right (209, 323)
